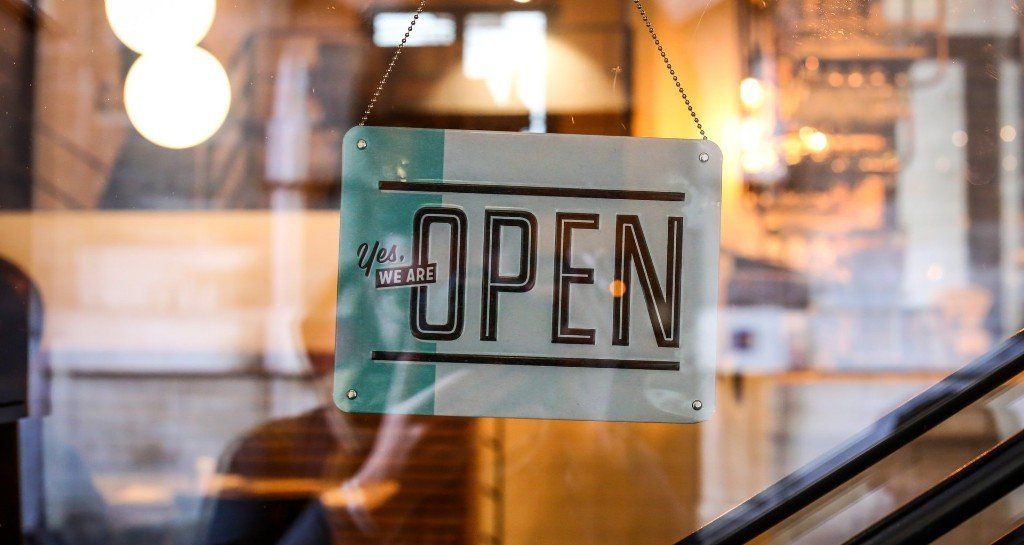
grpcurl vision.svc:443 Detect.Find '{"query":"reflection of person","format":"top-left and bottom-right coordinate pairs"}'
top-left (0, 256), bottom-right (32, 543)
top-left (1, 256), bottom-right (112, 545)
top-left (200, 381), bottom-right (474, 545)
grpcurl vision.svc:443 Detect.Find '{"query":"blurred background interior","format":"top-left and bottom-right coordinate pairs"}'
top-left (3, 0), bottom-right (1024, 543)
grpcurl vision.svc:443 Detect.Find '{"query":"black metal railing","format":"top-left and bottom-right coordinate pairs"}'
top-left (678, 329), bottom-right (1024, 545)
top-left (843, 428), bottom-right (1024, 545)
top-left (992, 520), bottom-right (1024, 545)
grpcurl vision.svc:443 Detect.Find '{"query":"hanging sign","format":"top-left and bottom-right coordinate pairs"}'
top-left (334, 126), bottom-right (721, 423)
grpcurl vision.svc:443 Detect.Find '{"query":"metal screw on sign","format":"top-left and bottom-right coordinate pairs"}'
top-left (692, 400), bottom-right (703, 411)
top-left (356, 139), bottom-right (368, 150)
top-left (699, 152), bottom-right (710, 163)
top-left (347, 389), bottom-right (358, 400)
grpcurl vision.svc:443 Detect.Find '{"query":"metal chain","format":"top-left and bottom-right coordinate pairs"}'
top-left (631, 0), bottom-right (706, 139)
top-left (358, 0), bottom-right (429, 126)
top-left (360, 0), bottom-right (708, 140)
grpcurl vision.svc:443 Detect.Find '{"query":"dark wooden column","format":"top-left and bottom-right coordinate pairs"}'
top-left (0, 0), bottom-right (36, 210)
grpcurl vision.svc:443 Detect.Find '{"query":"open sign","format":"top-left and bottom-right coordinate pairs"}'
top-left (335, 127), bottom-right (721, 423)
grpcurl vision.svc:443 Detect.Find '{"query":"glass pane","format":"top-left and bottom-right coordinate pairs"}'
top-left (751, 379), bottom-right (1024, 544)
top-left (0, 0), bottom-right (1021, 544)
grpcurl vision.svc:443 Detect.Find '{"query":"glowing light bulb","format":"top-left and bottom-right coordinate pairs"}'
top-left (124, 47), bottom-right (231, 149)
top-left (799, 127), bottom-right (828, 154)
top-left (806, 131), bottom-right (828, 153)
top-left (106, 0), bottom-right (216, 54)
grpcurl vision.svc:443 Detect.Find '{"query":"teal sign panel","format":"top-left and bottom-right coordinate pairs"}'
top-left (335, 126), bottom-right (721, 423)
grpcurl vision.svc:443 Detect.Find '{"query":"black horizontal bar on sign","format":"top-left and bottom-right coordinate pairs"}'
top-left (371, 350), bottom-right (680, 371)
top-left (676, 329), bottom-right (1024, 545)
top-left (378, 180), bottom-right (686, 202)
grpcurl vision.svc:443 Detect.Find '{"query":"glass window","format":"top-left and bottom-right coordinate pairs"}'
top-left (1, 0), bottom-right (1023, 544)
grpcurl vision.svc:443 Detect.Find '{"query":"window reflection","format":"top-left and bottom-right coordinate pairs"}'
top-left (1, 0), bottom-right (1024, 543)
top-left (373, 12), bottom-right (457, 48)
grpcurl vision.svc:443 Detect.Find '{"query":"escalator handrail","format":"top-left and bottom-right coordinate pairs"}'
top-left (843, 428), bottom-right (1024, 545)
top-left (677, 329), bottom-right (1024, 545)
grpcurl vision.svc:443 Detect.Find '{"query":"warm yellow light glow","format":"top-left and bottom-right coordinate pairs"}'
top-left (124, 47), bottom-right (231, 149)
top-left (106, 0), bottom-right (216, 54)
top-left (782, 136), bottom-right (803, 164)
top-left (806, 131), bottom-right (828, 153)
top-left (739, 118), bottom-right (765, 150)
top-left (739, 77), bottom-right (766, 110)
top-left (741, 143), bottom-right (780, 174)
top-left (739, 114), bottom-right (782, 176)
top-left (799, 127), bottom-right (828, 154)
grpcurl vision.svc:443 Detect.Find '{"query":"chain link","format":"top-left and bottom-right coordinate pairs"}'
top-left (359, 0), bottom-right (429, 126)
top-left (631, 0), bottom-right (706, 139)
top-left (360, 0), bottom-right (707, 140)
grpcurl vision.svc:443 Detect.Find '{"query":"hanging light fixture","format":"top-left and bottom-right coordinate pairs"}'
top-left (123, 47), bottom-right (231, 150)
top-left (105, 0), bottom-right (216, 54)
top-left (106, 0), bottom-right (230, 149)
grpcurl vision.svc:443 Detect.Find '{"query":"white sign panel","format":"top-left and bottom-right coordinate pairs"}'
top-left (335, 126), bottom-right (721, 423)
